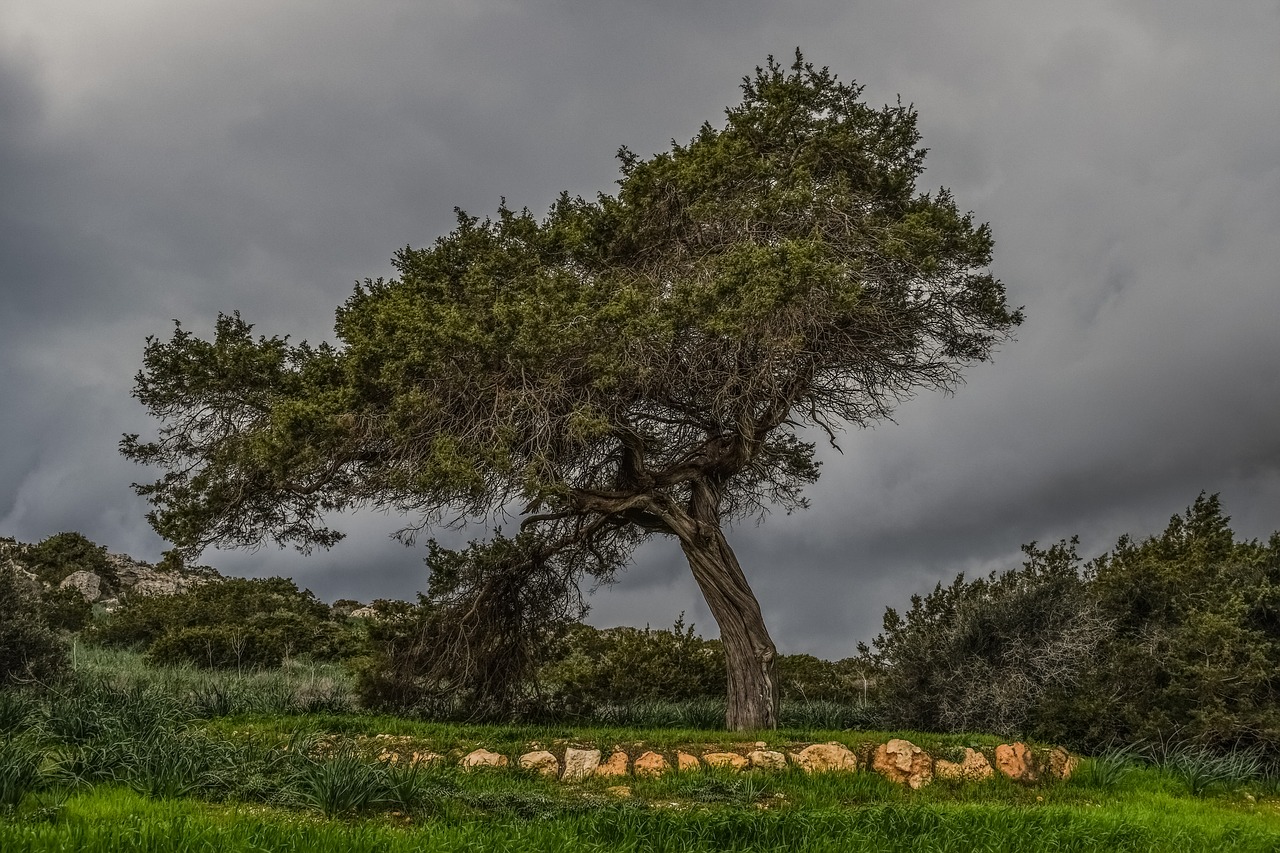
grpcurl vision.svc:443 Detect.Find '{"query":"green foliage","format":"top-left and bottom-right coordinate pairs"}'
top-left (865, 538), bottom-right (1106, 736)
top-left (542, 618), bottom-right (726, 710)
top-left (869, 493), bottom-right (1280, 758)
top-left (92, 577), bottom-right (356, 670)
top-left (355, 534), bottom-right (586, 719)
top-left (0, 737), bottom-right (47, 812)
top-left (0, 567), bottom-right (68, 688)
top-left (1070, 494), bottom-right (1280, 753)
top-left (25, 532), bottom-right (117, 590)
top-left (37, 587), bottom-right (93, 634)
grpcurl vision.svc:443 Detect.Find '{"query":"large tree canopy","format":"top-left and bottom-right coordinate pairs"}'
top-left (124, 54), bottom-right (1021, 729)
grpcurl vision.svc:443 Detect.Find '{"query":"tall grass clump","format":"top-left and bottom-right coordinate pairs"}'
top-left (287, 747), bottom-right (388, 817)
top-left (1156, 743), bottom-right (1265, 797)
top-left (0, 737), bottom-right (47, 812)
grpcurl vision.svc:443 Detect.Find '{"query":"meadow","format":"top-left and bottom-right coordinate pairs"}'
top-left (2, 648), bottom-right (1279, 852)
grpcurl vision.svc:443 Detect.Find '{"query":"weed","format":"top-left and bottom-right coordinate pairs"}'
top-left (0, 737), bottom-right (46, 812)
top-left (288, 747), bottom-right (387, 817)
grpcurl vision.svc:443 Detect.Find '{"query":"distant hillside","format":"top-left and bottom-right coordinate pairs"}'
top-left (0, 533), bottom-right (220, 607)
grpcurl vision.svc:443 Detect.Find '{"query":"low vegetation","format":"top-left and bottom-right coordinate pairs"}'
top-left (4, 493), bottom-right (1280, 847)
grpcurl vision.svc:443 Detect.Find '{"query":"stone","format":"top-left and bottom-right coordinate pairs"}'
top-left (5, 565), bottom-right (42, 596)
top-left (519, 750), bottom-right (560, 778)
top-left (460, 748), bottom-right (507, 770)
top-left (747, 750), bottom-right (788, 771)
top-left (702, 752), bottom-right (748, 771)
top-left (410, 751), bottom-right (442, 766)
top-left (1047, 746), bottom-right (1078, 781)
top-left (935, 748), bottom-right (993, 782)
top-left (59, 570), bottom-right (102, 602)
top-left (872, 739), bottom-right (933, 789)
top-left (790, 742), bottom-right (858, 774)
top-left (605, 785), bottom-right (632, 798)
top-left (562, 747), bottom-right (602, 781)
top-left (676, 751), bottom-right (701, 772)
top-left (634, 751), bottom-right (670, 777)
top-left (995, 742), bottom-right (1039, 783)
top-left (595, 751), bottom-right (629, 777)
top-left (348, 606), bottom-right (379, 620)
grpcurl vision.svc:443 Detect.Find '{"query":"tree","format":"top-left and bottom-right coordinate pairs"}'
top-left (122, 53), bottom-right (1021, 729)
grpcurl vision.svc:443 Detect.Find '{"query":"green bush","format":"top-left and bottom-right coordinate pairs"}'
top-left (25, 531), bottom-right (117, 590)
top-left (864, 538), bottom-right (1106, 736)
top-left (0, 567), bottom-right (68, 688)
top-left (541, 617), bottom-right (726, 710)
top-left (93, 576), bottom-right (357, 669)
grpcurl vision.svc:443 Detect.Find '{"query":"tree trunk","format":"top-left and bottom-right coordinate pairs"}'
top-left (678, 525), bottom-right (778, 731)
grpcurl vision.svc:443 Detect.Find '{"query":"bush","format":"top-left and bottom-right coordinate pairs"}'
top-left (0, 567), bottom-right (68, 688)
top-left (355, 534), bottom-right (587, 719)
top-left (865, 538), bottom-right (1110, 736)
top-left (541, 617), bottom-right (726, 711)
top-left (25, 531), bottom-right (117, 590)
top-left (93, 576), bottom-right (357, 669)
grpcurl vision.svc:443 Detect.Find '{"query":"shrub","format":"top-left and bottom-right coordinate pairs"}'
top-left (355, 534), bottom-right (586, 719)
top-left (541, 616), bottom-right (726, 710)
top-left (865, 538), bottom-right (1110, 736)
top-left (25, 531), bottom-right (117, 590)
top-left (93, 576), bottom-right (357, 669)
top-left (0, 566), bottom-right (68, 688)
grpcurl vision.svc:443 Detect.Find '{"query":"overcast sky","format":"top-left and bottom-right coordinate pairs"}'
top-left (2, 1), bottom-right (1278, 657)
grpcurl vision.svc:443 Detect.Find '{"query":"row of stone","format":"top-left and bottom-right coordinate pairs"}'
top-left (374, 738), bottom-right (1075, 789)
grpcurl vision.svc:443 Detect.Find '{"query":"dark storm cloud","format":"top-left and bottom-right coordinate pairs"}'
top-left (2, 1), bottom-right (1278, 655)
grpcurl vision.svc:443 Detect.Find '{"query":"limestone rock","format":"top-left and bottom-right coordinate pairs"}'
top-left (605, 785), bottom-right (632, 798)
top-left (935, 748), bottom-right (993, 782)
top-left (790, 742), bottom-right (858, 774)
top-left (995, 742), bottom-right (1039, 783)
top-left (59, 571), bottom-right (102, 602)
top-left (872, 739), bottom-right (933, 789)
top-left (748, 750), bottom-right (788, 771)
top-left (460, 748), bottom-right (507, 770)
top-left (562, 747), bottom-right (602, 781)
top-left (519, 750), bottom-right (560, 778)
top-left (595, 751), bottom-right (629, 778)
top-left (676, 751), bottom-right (701, 772)
top-left (348, 606), bottom-right (379, 620)
top-left (1047, 746), bottom-right (1078, 781)
top-left (634, 751), bottom-right (670, 777)
top-left (703, 752), bottom-right (748, 771)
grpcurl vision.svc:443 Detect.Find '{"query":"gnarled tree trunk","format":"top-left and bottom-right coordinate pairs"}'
top-left (675, 480), bottom-right (778, 730)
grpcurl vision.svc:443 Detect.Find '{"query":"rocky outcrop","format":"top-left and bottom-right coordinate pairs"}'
top-left (519, 750), bottom-right (560, 777)
top-left (562, 747), bottom-right (602, 781)
top-left (935, 747), bottom-right (993, 782)
top-left (872, 739), bottom-right (933, 789)
top-left (460, 748), bottom-right (508, 770)
top-left (703, 751), bottom-right (748, 771)
top-left (3, 538), bottom-right (219, 604)
top-left (634, 751), bottom-right (670, 777)
top-left (748, 750), bottom-right (788, 771)
top-left (790, 742), bottom-right (858, 773)
top-left (1047, 746), bottom-right (1078, 781)
top-left (995, 742), bottom-right (1039, 783)
top-left (596, 751), bottom-right (629, 777)
top-left (59, 571), bottom-right (102, 602)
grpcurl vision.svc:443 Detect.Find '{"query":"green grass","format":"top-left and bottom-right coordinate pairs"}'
top-left (3, 650), bottom-right (1279, 850)
top-left (2, 785), bottom-right (1279, 853)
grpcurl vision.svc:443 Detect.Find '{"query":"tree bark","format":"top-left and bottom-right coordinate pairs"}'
top-left (677, 517), bottom-right (778, 731)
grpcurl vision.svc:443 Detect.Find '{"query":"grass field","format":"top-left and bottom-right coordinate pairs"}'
top-left (2, 649), bottom-right (1278, 852)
